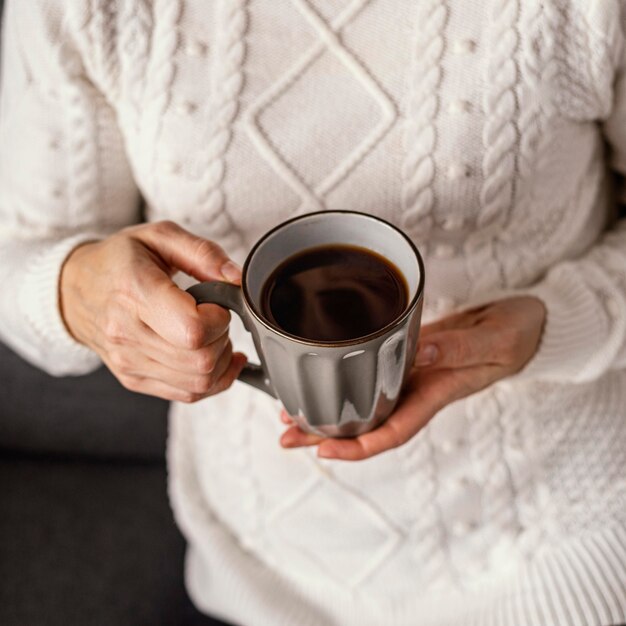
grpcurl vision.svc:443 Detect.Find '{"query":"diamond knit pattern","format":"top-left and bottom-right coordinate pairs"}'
top-left (244, 0), bottom-right (396, 214)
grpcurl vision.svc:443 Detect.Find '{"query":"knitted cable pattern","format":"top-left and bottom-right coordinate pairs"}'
top-left (517, 0), bottom-right (548, 182)
top-left (551, 3), bottom-right (595, 117)
top-left (119, 0), bottom-right (152, 130)
top-left (494, 0), bottom-right (558, 287)
top-left (479, 0), bottom-right (520, 228)
top-left (548, 1), bottom-right (614, 120)
top-left (500, 0), bottom-right (616, 288)
top-left (195, 0), bottom-right (248, 243)
top-left (59, 7), bottom-right (103, 228)
top-left (496, 382), bottom-right (543, 558)
top-left (229, 396), bottom-right (262, 551)
top-left (401, 0), bottom-right (447, 232)
top-left (142, 0), bottom-right (181, 193)
top-left (401, 428), bottom-right (448, 583)
top-left (467, 387), bottom-right (520, 552)
top-left (88, 0), bottom-right (120, 101)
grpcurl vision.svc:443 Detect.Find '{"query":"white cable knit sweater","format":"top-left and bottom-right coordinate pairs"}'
top-left (1, 1), bottom-right (626, 625)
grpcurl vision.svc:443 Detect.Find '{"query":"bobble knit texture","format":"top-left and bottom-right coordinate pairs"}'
top-left (1, 1), bottom-right (626, 625)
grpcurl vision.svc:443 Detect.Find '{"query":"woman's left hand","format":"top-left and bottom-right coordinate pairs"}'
top-left (279, 296), bottom-right (546, 461)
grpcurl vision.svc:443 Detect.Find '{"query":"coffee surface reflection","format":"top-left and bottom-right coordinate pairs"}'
top-left (260, 244), bottom-right (408, 342)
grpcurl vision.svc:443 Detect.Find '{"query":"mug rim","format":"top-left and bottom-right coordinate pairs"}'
top-left (241, 210), bottom-right (426, 348)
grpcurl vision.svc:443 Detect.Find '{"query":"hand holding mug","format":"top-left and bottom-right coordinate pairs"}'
top-left (280, 296), bottom-right (546, 460)
top-left (186, 211), bottom-right (425, 437)
top-left (60, 221), bottom-right (247, 402)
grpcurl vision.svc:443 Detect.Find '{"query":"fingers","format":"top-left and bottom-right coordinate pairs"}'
top-left (119, 222), bottom-right (238, 350)
top-left (276, 297), bottom-right (545, 461)
top-left (124, 341), bottom-right (235, 395)
top-left (130, 220), bottom-right (242, 284)
top-left (111, 352), bottom-right (247, 403)
top-left (278, 366), bottom-right (502, 461)
top-left (316, 396), bottom-right (432, 461)
top-left (203, 351), bottom-right (248, 396)
top-left (280, 410), bottom-right (293, 425)
top-left (279, 410), bottom-right (324, 447)
top-left (414, 326), bottom-right (497, 369)
top-left (278, 407), bottom-right (420, 460)
top-left (280, 425), bottom-right (325, 448)
top-left (104, 309), bottom-right (231, 375)
top-left (419, 305), bottom-right (489, 337)
top-left (140, 327), bottom-right (231, 374)
top-left (135, 264), bottom-right (231, 349)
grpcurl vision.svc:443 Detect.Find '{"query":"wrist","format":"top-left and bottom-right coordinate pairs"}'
top-left (59, 241), bottom-right (99, 343)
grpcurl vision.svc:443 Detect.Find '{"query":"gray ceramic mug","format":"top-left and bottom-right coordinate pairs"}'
top-left (187, 211), bottom-right (425, 437)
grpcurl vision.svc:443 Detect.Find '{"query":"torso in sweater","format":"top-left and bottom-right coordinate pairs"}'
top-left (2, 1), bottom-right (626, 625)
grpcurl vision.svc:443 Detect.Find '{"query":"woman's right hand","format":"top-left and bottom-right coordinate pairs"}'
top-left (59, 220), bottom-right (247, 402)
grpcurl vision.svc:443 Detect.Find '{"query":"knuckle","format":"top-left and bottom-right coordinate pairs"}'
top-left (184, 320), bottom-right (207, 350)
top-left (194, 238), bottom-right (216, 258)
top-left (104, 316), bottom-right (125, 344)
top-left (192, 374), bottom-right (215, 395)
top-left (119, 374), bottom-right (140, 392)
top-left (180, 391), bottom-right (201, 404)
top-left (389, 426), bottom-right (407, 450)
top-left (213, 373), bottom-right (234, 395)
top-left (151, 220), bottom-right (178, 236)
top-left (109, 350), bottom-right (130, 372)
top-left (209, 381), bottom-right (227, 397)
top-left (193, 238), bottom-right (222, 263)
top-left (450, 335), bottom-right (471, 364)
top-left (195, 349), bottom-right (216, 374)
top-left (178, 392), bottom-right (194, 403)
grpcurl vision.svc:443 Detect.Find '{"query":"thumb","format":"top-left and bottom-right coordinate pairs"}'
top-left (132, 220), bottom-right (242, 283)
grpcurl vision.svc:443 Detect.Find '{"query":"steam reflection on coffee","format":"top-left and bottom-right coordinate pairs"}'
top-left (260, 245), bottom-right (408, 342)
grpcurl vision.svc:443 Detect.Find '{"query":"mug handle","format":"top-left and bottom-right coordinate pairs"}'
top-left (186, 282), bottom-right (276, 398)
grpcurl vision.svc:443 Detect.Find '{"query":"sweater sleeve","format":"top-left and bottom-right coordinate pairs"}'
top-left (0, 0), bottom-right (141, 376)
top-left (509, 16), bottom-right (626, 384)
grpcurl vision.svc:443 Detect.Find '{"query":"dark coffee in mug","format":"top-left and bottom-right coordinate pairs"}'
top-left (260, 244), bottom-right (408, 342)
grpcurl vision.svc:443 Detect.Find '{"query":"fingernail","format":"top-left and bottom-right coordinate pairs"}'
top-left (318, 445), bottom-right (337, 458)
top-left (221, 260), bottom-right (242, 282)
top-left (415, 343), bottom-right (438, 366)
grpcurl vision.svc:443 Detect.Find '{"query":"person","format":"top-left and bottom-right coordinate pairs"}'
top-left (1, 1), bottom-right (625, 625)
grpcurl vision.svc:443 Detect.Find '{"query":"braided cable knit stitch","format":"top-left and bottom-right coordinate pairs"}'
top-left (88, 0), bottom-right (120, 101)
top-left (468, 388), bottom-right (520, 552)
top-left (119, 0), bottom-right (152, 131)
top-left (198, 1), bottom-right (247, 211)
top-left (495, 0), bottom-right (558, 287)
top-left (401, 0), bottom-right (448, 233)
top-left (549, 1), bottom-right (617, 121)
top-left (142, 0), bottom-right (181, 194)
top-left (401, 429), bottom-right (449, 584)
top-left (196, 0), bottom-right (248, 244)
top-left (479, 0), bottom-right (520, 229)
top-left (59, 18), bottom-right (103, 227)
top-left (517, 0), bottom-right (548, 182)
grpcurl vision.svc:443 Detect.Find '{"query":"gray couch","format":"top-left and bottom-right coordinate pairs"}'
top-left (0, 341), bottom-right (232, 626)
